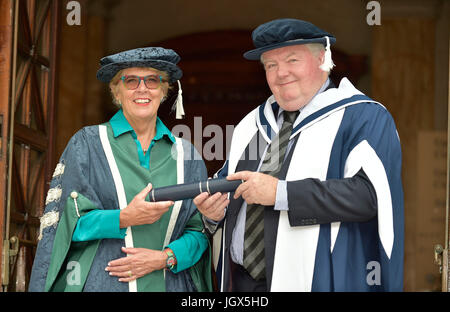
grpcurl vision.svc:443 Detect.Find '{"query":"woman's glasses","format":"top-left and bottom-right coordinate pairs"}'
top-left (120, 75), bottom-right (166, 90)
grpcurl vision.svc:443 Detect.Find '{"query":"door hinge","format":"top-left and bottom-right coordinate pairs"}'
top-left (435, 244), bottom-right (444, 271)
top-left (434, 244), bottom-right (444, 267)
top-left (1, 236), bottom-right (19, 287)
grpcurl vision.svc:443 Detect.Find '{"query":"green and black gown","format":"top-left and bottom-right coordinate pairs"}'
top-left (29, 110), bottom-right (212, 292)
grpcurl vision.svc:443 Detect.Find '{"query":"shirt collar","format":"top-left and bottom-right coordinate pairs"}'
top-left (109, 109), bottom-right (175, 144)
top-left (277, 78), bottom-right (330, 119)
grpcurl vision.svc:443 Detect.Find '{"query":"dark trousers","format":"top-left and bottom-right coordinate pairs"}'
top-left (231, 263), bottom-right (267, 292)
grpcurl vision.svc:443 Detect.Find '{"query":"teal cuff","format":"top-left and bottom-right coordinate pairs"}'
top-left (72, 209), bottom-right (126, 242)
top-left (167, 230), bottom-right (208, 273)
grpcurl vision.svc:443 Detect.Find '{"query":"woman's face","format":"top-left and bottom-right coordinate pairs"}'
top-left (112, 67), bottom-right (168, 123)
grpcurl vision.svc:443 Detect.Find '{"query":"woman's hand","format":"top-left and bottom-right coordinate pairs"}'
top-left (105, 247), bottom-right (169, 282)
top-left (194, 192), bottom-right (229, 222)
top-left (120, 183), bottom-right (173, 228)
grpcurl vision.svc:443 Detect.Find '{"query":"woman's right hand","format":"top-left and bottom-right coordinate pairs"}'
top-left (119, 183), bottom-right (173, 228)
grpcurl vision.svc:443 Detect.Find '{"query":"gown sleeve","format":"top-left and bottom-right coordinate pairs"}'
top-left (29, 127), bottom-right (116, 291)
top-left (285, 168), bottom-right (377, 226)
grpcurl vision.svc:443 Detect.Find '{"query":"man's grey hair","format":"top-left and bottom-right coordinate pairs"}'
top-left (260, 43), bottom-right (334, 73)
top-left (306, 43), bottom-right (325, 57)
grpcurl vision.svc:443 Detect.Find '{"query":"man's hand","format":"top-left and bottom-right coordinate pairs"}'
top-left (120, 183), bottom-right (174, 228)
top-left (228, 171), bottom-right (278, 206)
top-left (194, 192), bottom-right (229, 222)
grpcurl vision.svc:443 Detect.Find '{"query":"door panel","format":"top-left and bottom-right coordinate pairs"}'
top-left (1, 0), bottom-right (59, 292)
top-left (0, 0), bottom-right (14, 291)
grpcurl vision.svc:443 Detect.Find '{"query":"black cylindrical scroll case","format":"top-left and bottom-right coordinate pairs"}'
top-left (149, 178), bottom-right (243, 202)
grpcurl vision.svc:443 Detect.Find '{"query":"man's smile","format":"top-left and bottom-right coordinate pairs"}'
top-left (278, 80), bottom-right (297, 86)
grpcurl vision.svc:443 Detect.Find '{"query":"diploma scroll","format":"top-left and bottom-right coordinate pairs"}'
top-left (149, 178), bottom-right (244, 202)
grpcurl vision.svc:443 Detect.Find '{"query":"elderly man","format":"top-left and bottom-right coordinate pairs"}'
top-left (194, 18), bottom-right (403, 292)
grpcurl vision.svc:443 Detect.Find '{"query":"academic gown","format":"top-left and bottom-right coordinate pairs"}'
top-left (29, 121), bottom-right (212, 292)
top-left (214, 77), bottom-right (404, 292)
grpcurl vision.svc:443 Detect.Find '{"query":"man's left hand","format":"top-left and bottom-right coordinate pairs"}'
top-left (228, 171), bottom-right (278, 206)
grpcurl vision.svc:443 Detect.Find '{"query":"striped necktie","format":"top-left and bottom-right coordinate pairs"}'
top-left (243, 110), bottom-right (299, 280)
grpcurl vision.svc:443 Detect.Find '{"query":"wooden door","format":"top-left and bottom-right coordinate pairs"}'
top-left (0, 0), bottom-right (59, 292)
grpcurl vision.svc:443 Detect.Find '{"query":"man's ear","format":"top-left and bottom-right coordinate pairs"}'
top-left (318, 50), bottom-right (326, 65)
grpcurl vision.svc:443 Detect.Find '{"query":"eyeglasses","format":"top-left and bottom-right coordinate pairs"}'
top-left (120, 75), bottom-right (167, 90)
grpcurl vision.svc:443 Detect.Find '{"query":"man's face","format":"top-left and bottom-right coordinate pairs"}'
top-left (262, 44), bottom-right (327, 111)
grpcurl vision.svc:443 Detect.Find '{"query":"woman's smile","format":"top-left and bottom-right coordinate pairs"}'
top-left (133, 98), bottom-right (151, 106)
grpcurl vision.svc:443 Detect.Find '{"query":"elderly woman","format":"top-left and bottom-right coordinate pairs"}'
top-left (29, 47), bottom-right (212, 292)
